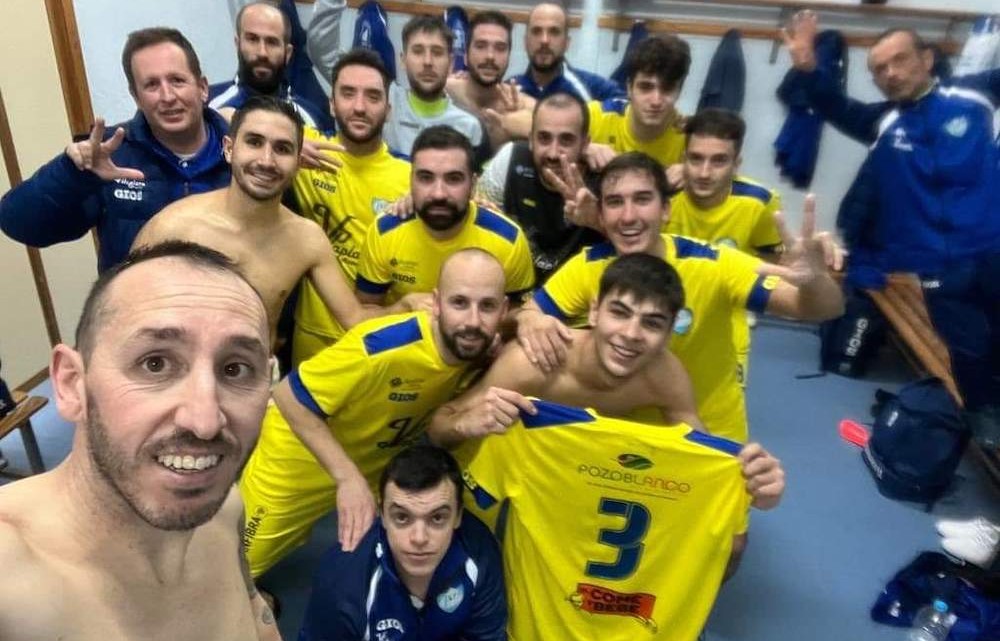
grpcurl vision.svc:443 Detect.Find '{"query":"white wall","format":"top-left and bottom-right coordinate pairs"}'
top-left (1, 0), bottom-right (97, 386)
top-left (69, 0), bottom-right (992, 232)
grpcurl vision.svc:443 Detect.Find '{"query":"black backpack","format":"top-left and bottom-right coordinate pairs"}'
top-left (820, 287), bottom-right (886, 378)
top-left (862, 378), bottom-right (968, 505)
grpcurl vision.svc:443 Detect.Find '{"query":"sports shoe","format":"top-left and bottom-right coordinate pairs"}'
top-left (942, 529), bottom-right (1000, 568)
top-left (935, 516), bottom-right (1000, 539)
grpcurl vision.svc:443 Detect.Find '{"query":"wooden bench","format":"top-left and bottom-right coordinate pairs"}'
top-left (0, 389), bottom-right (48, 478)
top-left (864, 273), bottom-right (1000, 483)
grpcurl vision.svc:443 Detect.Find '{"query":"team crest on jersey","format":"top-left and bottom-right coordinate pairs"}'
top-left (716, 237), bottom-right (737, 248)
top-left (673, 308), bottom-right (694, 335)
top-left (436, 585), bottom-right (465, 613)
top-left (568, 583), bottom-right (658, 632)
top-left (943, 116), bottom-right (969, 138)
top-left (372, 198), bottom-right (393, 215)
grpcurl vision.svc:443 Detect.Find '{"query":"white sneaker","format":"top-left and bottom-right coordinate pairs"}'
top-left (942, 529), bottom-right (1000, 568)
top-left (935, 516), bottom-right (1000, 539)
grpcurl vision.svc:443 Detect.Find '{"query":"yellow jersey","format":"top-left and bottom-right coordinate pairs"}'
top-left (461, 399), bottom-right (751, 641)
top-left (666, 177), bottom-right (782, 254)
top-left (356, 202), bottom-right (536, 304)
top-left (533, 235), bottom-right (779, 442)
top-left (291, 128), bottom-right (411, 340)
top-left (667, 177), bottom-right (783, 384)
top-left (588, 99), bottom-right (685, 167)
top-left (246, 312), bottom-right (468, 494)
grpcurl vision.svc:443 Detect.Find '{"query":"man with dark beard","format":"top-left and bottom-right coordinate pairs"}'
top-left (512, 3), bottom-right (624, 103)
top-left (239, 248), bottom-right (512, 576)
top-left (134, 96), bottom-right (412, 349)
top-left (287, 49), bottom-right (413, 364)
top-left (354, 125), bottom-right (535, 311)
top-left (210, 1), bottom-right (333, 130)
top-left (477, 91), bottom-right (604, 282)
top-left (445, 11), bottom-right (536, 150)
top-left (0, 241), bottom-right (281, 640)
top-left (383, 15), bottom-right (486, 160)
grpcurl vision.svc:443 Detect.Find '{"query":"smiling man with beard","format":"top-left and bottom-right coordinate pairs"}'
top-left (355, 125), bottom-right (535, 310)
top-left (134, 96), bottom-right (415, 350)
top-left (477, 91), bottom-right (605, 282)
top-left (209, 1), bottom-right (333, 129)
top-left (288, 49), bottom-right (414, 365)
top-left (239, 248), bottom-right (512, 576)
top-left (383, 15), bottom-right (486, 161)
top-left (0, 241), bottom-right (280, 640)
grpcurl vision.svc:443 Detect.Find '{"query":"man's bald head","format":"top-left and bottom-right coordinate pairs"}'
top-left (434, 249), bottom-right (508, 363)
top-left (438, 248), bottom-right (506, 295)
top-left (528, 3), bottom-right (568, 27)
top-left (237, 1), bottom-right (291, 43)
top-left (526, 2), bottom-right (570, 75)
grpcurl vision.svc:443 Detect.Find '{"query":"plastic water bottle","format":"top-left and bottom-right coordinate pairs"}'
top-left (908, 599), bottom-right (954, 641)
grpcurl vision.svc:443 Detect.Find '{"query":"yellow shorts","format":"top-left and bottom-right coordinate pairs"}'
top-left (239, 403), bottom-right (336, 577)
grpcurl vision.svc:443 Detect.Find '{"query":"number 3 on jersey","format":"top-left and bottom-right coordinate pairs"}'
top-left (585, 498), bottom-right (651, 580)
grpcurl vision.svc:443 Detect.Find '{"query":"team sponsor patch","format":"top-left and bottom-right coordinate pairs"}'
top-left (112, 177), bottom-right (146, 202)
top-left (568, 583), bottom-right (658, 632)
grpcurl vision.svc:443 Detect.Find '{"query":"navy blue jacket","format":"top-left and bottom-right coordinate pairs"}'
top-left (698, 29), bottom-right (746, 113)
top-left (208, 78), bottom-right (334, 130)
top-left (0, 108), bottom-right (231, 272)
top-left (774, 30), bottom-right (847, 189)
top-left (353, 0), bottom-right (397, 82)
top-left (299, 515), bottom-right (507, 641)
top-left (609, 21), bottom-right (649, 90)
top-left (802, 67), bottom-right (1000, 272)
top-left (513, 62), bottom-right (625, 102)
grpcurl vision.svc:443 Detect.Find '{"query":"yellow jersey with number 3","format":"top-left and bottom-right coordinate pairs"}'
top-left (356, 202), bottom-right (536, 304)
top-left (460, 400), bottom-right (751, 641)
top-left (533, 234), bottom-right (779, 442)
top-left (291, 128), bottom-right (411, 341)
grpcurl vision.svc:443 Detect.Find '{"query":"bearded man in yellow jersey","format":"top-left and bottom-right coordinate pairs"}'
top-left (515, 152), bottom-right (843, 443)
top-left (356, 125), bottom-right (535, 308)
top-left (290, 49), bottom-right (412, 364)
top-left (239, 249), bottom-right (510, 577)
top-left (668, 107), bottom-right (784, 385)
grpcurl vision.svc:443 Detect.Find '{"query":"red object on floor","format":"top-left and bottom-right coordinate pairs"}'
top-left (839, 419), bottom-right (870, 448)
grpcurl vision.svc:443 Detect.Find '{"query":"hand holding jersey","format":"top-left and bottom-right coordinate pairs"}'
top-left (460, 400), bottom-right (752, 641)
